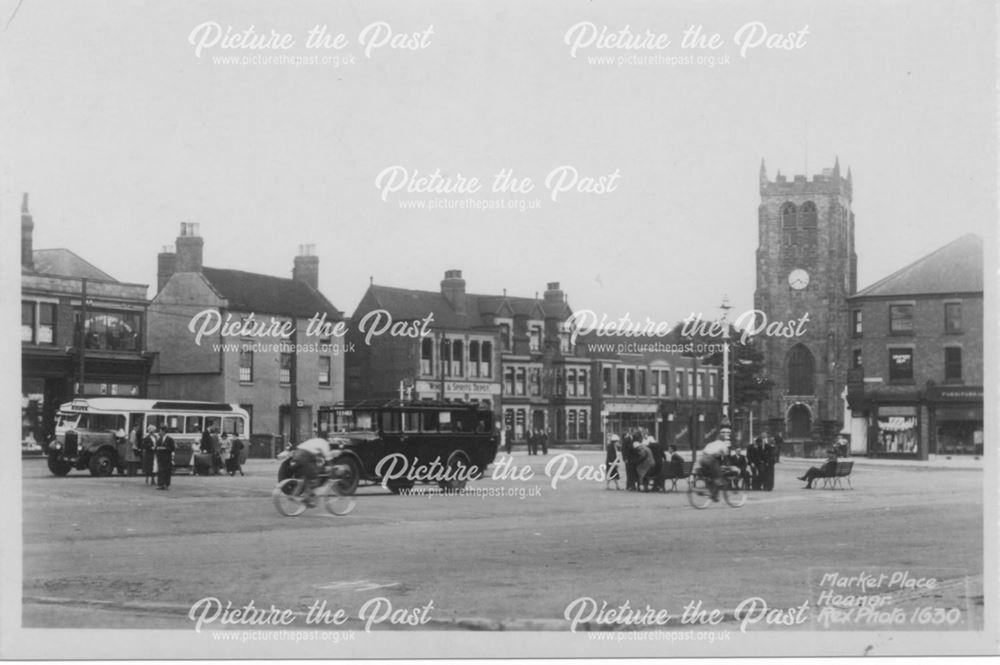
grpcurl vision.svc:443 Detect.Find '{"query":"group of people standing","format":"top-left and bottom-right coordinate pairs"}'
top-left (502, 427), bottom-right (549, 455)
top-left (198, 427), bottom-right (246, 476)
top-left (723, 435), bottom-right (780, 492)
top-left (114, 424), bottom-right (245, 490)
top-left (604, 428), bottom-right (686, 492)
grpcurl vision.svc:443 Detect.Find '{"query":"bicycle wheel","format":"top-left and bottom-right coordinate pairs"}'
top-left (723, 481), bottom-right (748, 507)
top-left (686, 476), bottom-right (713, 509)
top-left (273, 478), bottom-right (308, 517)
top-left (320, 480), bottom-right (356, 516)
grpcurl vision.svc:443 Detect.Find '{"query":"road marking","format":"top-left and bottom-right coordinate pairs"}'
top-left (317, 580), bottom-right (400, 592)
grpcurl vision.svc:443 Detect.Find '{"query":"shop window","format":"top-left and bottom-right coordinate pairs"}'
top-left (875, 415), bottom-right (917, 453)
top-left (889, 304), bottom-right (914, 334)
top-left (944, 347), bottom-right (962, 382)
top-left (944, 302), bottom-right (962, 333)
top-left (78, 309), bottom-right (141, 351)
top-left (888, 348), bottom-right (914, 383)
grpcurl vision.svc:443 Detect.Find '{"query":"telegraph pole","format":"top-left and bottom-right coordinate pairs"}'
top-left (77, 278), bottom-right (88, 396)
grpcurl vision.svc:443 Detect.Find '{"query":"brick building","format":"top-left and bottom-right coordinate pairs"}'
top-left (147, 224), bottom-right (345, 442)
top-left (845, 234), bottom-right (983, 459)
top-left (346, 272), bottom-right (595, 445)
top-left (579, 331), bottom-right (723, 459)
top-left (20, 194), bottom-right (152, 446)
top-left (754, 159), bottom-right (857, 456)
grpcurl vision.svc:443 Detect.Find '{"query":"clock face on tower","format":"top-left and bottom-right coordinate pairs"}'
top-left (788, 268), bottom-right (810, 290)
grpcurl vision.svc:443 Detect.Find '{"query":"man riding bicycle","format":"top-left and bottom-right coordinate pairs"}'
top-left (290, 437), bottom-right (339, 505)
top-left (696, 425), bottom-right (732, 502)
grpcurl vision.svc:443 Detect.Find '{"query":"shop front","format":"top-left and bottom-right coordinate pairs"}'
top-left (927, 386), bottom-right (983, 456)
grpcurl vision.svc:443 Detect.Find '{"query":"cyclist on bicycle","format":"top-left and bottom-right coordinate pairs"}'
top-left (290, 437), bottom-right (339, 505)
top-left (696, 425), bottom-right (732, 502)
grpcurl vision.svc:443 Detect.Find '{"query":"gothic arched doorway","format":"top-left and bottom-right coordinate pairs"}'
top-left (787, 404), bottom-right (812, 438)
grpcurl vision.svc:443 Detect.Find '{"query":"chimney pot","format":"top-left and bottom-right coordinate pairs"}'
top-left (293, 244), bottom-right (320, 290)
top-left (174, 222), bottom-right (204, 272)
top-left (21, 192), bottom-right (34, 269)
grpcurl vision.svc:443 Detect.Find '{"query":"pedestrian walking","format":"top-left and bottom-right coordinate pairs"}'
top-left (540, 429), bottom-right (549, 455)
top-left (155, 426), bottom-right (175, 489)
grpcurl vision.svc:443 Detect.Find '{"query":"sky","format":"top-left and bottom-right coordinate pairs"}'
top-left (2, 0), bottom-right (995, 328)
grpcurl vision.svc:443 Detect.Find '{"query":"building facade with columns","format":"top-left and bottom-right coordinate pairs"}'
top-left (147, 224), bottom-right (345, 442)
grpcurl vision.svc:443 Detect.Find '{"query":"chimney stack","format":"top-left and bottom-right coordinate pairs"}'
top-left (543, 281), bottom-right (564, 304)
top-left (157, 245), bottom-right (177, 293)
top-left (21, 193), bottom-right (34, 269)
top-left (292, 244), bottom-right (319, 291)
top-left (175, 222), bottom-right (203, 273)
top-left (441, 269), bottom-right (466, 316)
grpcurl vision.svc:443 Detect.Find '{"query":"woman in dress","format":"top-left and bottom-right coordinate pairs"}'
top-left (604, 434), bottom-right (621, 490)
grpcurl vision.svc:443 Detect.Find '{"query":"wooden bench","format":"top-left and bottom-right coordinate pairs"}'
top-left (819, 461), bottom-right (854, 489)
top-left (660, 461), bottom-right (694, 492)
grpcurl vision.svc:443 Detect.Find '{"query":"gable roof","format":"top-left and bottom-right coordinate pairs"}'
top-left (362, 284), bottom-right (573, 330)
top-left (30, 248), bottom-right (118, 282)
top-left (851, 234), bottom-right (983, 299)
top-left (201, 267), bottom-right (343, 319)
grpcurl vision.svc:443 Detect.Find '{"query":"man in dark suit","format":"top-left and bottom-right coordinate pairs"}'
top-left (761, 438), bottom-right (776, 491)
top-left (622, 430), bottom-right (638, 491)
top-left (155, 426), bottom-right (176, 489)
top-left (746, 437), bottom-right (764, 490)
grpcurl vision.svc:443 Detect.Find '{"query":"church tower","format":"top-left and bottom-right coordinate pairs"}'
top-left (754, 158), bottom-right (857, 453)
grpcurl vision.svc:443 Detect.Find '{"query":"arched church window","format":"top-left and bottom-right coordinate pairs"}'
top-left (787, 344), bottom-right (815, 395)
top-left (781, 202), bottom-right (797, 246)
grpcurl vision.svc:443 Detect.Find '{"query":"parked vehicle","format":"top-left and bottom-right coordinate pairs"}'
top-left (278, 400), bottom-right (499, 495)
top-left (46, 398), bottom-right (249, 477)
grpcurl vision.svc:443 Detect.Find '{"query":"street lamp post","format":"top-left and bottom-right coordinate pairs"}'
top-left (720, 294), bottom-right (732, 422)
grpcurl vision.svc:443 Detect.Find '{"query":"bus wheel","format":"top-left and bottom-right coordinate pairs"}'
top-left (88, 449), bottom-right (116, 477)
top-left (439, 452), bottom-right (470, 493)
top-left (47, 454), bottom-right (72, 476)
top-left (330, 457), bottom-right (360, 496)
